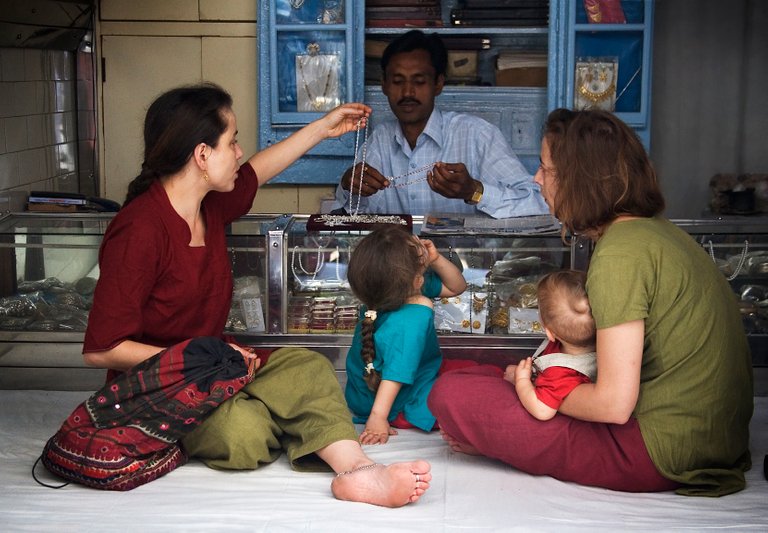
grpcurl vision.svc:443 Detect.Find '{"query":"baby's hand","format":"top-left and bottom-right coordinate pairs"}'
top-left (515, 357), bottom-right (533, 383)
top-left (502, 363), bottom-right (518, 385)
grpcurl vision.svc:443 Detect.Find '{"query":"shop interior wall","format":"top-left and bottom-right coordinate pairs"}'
top-left (0, 46), bottom-right (95, 209)
top-left (651, 0), bottom-right (768, 219)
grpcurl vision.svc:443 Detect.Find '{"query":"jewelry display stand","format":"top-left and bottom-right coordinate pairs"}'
top-left (306, 213), bottom-right (412, 231)
top-left (574, 56), bottom-right (618, 111)
top-left (296, 43), bottom-right (341, 112)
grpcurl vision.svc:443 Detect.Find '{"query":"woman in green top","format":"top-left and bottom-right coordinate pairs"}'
top-left (428, 108), bottom-right (753, 496)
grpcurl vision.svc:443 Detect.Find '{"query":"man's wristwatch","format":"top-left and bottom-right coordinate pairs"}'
top-left (465, 180), bottom-right (484, 205)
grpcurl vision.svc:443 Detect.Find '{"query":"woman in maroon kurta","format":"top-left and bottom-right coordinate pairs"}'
top-left (82, 83), bottom-right (431, 507)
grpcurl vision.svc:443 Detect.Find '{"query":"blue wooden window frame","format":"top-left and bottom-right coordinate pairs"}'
top-left (548, 0), bottom-right (654, 149)
top-left (258, 0), bottom-right (364, 184)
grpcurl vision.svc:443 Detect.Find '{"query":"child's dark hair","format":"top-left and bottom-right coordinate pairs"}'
top-left (347, 225), bottom-right (425, 391)
top-left (537, 270), bottom-right (596, 348)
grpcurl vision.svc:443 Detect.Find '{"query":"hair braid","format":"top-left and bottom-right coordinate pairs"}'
top-left (361, 313), bottom-right (382, 392)
top-left (124, 164), bottom-right (160, 206)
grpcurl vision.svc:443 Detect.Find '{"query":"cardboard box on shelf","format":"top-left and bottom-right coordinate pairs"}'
top-left (495, 51), bottom-right (547, 87)
top-left (365, 39), bottom-right (390, 58)
top-left (495, 66), bottom-right (547, 87)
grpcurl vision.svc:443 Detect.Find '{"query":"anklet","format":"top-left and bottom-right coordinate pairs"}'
top-left (336, 463), bottom-right (381, 477)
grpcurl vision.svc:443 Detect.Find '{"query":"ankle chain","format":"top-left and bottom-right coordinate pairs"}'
top-left (336, 462), bottom-right (381, 477)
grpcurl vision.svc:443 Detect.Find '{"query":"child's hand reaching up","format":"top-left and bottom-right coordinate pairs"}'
top-left (360, 415), bottom-right (398, 445)
top-left (420, 238), bottom-right (441, 265)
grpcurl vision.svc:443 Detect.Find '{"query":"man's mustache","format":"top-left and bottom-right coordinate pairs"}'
top-left (397, 98), bottom-right (421, 106)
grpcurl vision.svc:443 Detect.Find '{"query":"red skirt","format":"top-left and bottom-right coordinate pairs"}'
top-left (427, 365), bottom-right (679, 492)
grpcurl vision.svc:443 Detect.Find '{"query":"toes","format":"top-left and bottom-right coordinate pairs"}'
top-left (417, 471), bottom-right (433, 483)
top-left (411, 469), bottom-right (431, 503)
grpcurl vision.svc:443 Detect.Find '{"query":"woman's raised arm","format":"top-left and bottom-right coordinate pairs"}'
top-left (248, 103), bottom-right (370, 186)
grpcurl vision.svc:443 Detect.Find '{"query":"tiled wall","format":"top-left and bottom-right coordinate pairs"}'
top-left (0, 47), bottom-right (95, 207)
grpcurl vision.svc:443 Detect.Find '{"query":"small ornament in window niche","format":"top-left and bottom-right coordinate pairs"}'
top-left (320, 0), bottom-right (343, 24)
top-left (296, 43), bottom-right (341, 112)
top-left (574, 57), bottom-right (618, 111)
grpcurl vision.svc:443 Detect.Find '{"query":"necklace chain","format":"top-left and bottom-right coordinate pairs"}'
top-left (387, 164), bottom-right (434, 188)
top-left (291, 245), bottom-right (325, 280)
top-left (707, 239), bottom-right (749, 281)
top-left (350, 119), bottom-right (437, 210)
top-left (578, 80), bottom-right (617, 103)
top-left (350, 118), bottom-right (368, 215)
top-left (297, 55), bottom-right (335, 111)
top-left (291, 245), bottom-right (343, 281)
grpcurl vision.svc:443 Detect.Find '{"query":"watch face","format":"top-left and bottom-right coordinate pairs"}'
top-left (466, 182), bottom-right (483, 204)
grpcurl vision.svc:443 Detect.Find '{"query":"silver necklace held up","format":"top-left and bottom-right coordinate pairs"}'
top-left (349, 118), bottom-right (437, 212)
top-left (349, 117), bottom-right (368, 215)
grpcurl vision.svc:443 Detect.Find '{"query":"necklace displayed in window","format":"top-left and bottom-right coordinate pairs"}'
top-left (574, 57), bottom-right (618, 111)
top-left (296, 43), bottom-right (340, 112)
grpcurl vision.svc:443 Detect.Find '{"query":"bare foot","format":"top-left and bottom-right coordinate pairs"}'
top-left (439, 429), bottom-right (481, 456)
top-left (331, 461), bottom-right (431, 507)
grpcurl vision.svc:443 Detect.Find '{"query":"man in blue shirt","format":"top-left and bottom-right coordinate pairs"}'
top-left (333, 30), bottom-right (548, 218)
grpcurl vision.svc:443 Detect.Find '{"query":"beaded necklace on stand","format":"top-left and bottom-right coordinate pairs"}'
top-left (290, 245), bottom-right (343, 281)
top-left (291, 245), bottom-right (325, 280)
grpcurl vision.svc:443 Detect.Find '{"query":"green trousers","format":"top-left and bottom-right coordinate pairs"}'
top-left (182, 347), bottom-right (358, 472)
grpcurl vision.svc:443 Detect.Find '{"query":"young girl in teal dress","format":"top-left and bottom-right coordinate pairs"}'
top-left (344, 225), bottom-right (466, 445)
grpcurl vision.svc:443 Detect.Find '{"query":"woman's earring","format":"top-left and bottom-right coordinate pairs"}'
top-left (202, 172), bottom-right (209, 182)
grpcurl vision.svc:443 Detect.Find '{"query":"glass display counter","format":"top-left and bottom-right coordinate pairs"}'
top-left (0, 212), bottom-right (277, 389)
top-left (675, 218), bottom-right (768, 366)
top-left (0, 211), bottom-right (764, 390)
top-left (0, 212), bottom-right (112, 337)
top-left (0, 212), bottom-right (113, 389)
top-left (228, 214), bottom-right (579, 375)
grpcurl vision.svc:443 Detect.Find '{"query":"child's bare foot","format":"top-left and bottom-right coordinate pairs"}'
top-left (439, 429), bottom-right (481, 456)
top-left (331, 460), bottom-right (431, 507)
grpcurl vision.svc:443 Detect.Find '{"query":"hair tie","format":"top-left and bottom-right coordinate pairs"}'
top-left (364, 362), bottom-right (375, 374)
top-left (364, 310), bottom-right (377, 321)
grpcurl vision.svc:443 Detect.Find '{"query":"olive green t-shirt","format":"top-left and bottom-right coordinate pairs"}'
top-left (587, 217), bottom-right (753, 496)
